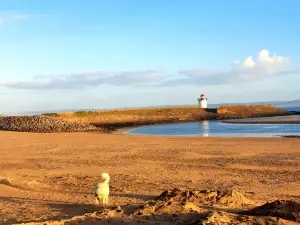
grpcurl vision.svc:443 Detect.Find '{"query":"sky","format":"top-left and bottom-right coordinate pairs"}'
top-left (0, 0), bottom-right (299, 113)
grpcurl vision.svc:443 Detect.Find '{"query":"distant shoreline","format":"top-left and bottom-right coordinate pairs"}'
top-left (222, 116), bottom-right (300, 124)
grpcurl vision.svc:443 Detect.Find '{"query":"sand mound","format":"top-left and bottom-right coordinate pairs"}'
top-left (134, 188), bottom-right (253, 216)
top-left (157, 188), bottom-right (253, 207)
top-left (244, 200), bottom-right (300, 222)
top-left (0, 116), bottom-right (97, 133)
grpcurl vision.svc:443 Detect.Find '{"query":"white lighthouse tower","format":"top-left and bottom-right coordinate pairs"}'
top-left (198, 93), bottom-right (208, 108)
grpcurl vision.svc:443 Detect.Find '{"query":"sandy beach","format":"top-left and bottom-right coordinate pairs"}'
top-left (1, 131), bottom-right (300, 224)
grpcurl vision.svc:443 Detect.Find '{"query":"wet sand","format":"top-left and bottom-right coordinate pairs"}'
top-left (0, 131), bottom-right (300, 224)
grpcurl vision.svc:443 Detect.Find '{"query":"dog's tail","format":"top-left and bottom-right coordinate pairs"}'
top-left (101, 172), bottom-right (110, 182)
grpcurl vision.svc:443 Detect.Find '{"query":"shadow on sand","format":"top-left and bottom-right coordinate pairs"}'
top-left (61, 210), bottom-right (281, 225)
top-left (0, 196), bottom-right (97, 225)
top-left (0, 193), bottom-right (157, 225)
top-left (111, 193), bottom-right (156, 201)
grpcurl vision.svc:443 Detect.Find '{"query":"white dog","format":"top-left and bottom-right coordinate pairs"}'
top-left (94, 173), bottom-right (110, 208)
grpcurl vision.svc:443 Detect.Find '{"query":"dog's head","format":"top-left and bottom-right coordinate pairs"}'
top-left (101, 172), bottom-right (110, 182)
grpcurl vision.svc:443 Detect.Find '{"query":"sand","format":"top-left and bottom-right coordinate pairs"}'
top-left (0, 131), bottom-right (300, 224)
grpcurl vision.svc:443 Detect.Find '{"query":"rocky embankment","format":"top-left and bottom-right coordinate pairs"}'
top-left (0, 116), bottom-right (98, 133)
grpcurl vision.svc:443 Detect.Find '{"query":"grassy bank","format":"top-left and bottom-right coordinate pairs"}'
top-left (47, 107), bottom-right (216, 130)
top-left (217, 104), bottom-right (292, 119)
top-left (40, 105), bottom-right (293, 131)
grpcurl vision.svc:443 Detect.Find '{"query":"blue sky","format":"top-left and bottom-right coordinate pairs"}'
top-left (0, 0), bottom-right (299, 113)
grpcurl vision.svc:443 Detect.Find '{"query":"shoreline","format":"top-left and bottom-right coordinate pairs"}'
top-left (93, 114), bottom-right (299, 133)
top-left (114, 115), bottom-right (300, 137)
top-left (71, 107), bottom-right (298, 132)
top-left (222, 116), bottom-right (300, 124)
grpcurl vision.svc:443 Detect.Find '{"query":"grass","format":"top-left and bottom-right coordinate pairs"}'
top-left (217, 104), bottom-right (292, 119)
top-left (73, 111), bottom-right (95, 116)
top-left (41, 113), bottom-right (59, 117)
top-left (43, 106), bottom-right (216, 130)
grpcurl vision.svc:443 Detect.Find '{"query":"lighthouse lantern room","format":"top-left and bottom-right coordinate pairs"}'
top-left (198, 94), bottom-right (208, 108)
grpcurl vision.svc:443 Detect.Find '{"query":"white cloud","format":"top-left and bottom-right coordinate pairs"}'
top-left (243, 56), bottom-right (255, 68)
top-left (10, 13), bottom-right (31, 20)
top-left (233, 49), bottom-right (290, 80)
top-left (171, 49), bottom-right (294, 86)
top-left (178, 69), bottom-right (215, 77)
top-left (0, 12), bottom-right (31, 25)
top-left (0, 70), bottom-right (165, 90)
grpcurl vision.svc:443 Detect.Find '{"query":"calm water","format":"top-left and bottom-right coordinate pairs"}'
top-left (125, 106), bottom-right (300, 137)
top-left (280, 106), bottom-right (300, 111)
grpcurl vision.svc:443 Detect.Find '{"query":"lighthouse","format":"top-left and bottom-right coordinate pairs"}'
top-left (198, 94), bottom-right (208, 108)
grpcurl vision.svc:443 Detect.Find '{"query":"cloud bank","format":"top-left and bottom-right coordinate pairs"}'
top-left (0, 49), bottom-right (296, 90)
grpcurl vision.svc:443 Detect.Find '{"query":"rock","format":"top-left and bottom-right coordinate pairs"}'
top-left (0, 116), bottom-right (98, 133)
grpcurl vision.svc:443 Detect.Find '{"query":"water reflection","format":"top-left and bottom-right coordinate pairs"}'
top-left (202, 120), bottom-right (209, 136)
top-left (125, 116), bottom-right (300, 137)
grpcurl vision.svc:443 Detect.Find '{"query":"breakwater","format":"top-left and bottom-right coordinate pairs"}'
top-left (0, 105), bottom-right (294, 133)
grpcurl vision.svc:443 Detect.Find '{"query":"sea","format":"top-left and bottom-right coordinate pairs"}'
top-left (280, 106), bottom-right (300, 111)
top-left (125, 106), bottom-right (300, 137)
